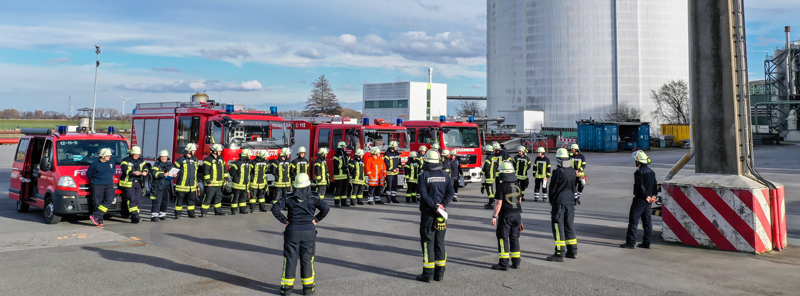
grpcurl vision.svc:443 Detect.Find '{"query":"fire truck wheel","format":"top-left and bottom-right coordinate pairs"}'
top-left (16, 199), bottom-right (30, 213)
top-left (43, 197), bottom-right (62, 224)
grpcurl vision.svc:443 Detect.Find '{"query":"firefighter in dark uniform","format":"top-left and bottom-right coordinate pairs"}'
top-left (202, 143), bottom-right (229, 216)
top-left (88, 148), bottom-right (116, 227)
top-left (174, 143), bottom-right (200, 219)
top-left (621, 151), bottom-right (658, 249)
top-left (120, 145), bottom-right (147, 223)
top-left (149, 149), bottom-right (174, 222)
top-left (416, 150), bottom-right (455, 283)
top-left (250, 150), bottom-right (270, 212)
top-left (491, 161), bottom-right (523, 270)
top-left (332, 142), bottom-right (350, 207)
top-left (271, 148), bottom-right (293, 203)
top-left (348, 149), bottom-right (367, 205)
top-left (513, 146), bottom-right (531, 201)
top-left (493, 142), bottom-right (511, 161)
top-left (482, 145), bottom-right (500, 209)
top-left (533, 147), bottom-right (552, 202)
top-left (441, 149), bottom-right (452, 179)
top-left (290, 146), bottom-right (310, 182)
top-left (313, 148), bottom-right (329, 198)
top-left (404, 152), bottom-right (421, 203)
top-left (547, 148), bottom-right (578, 262)
top-left (449, 150), bottom-right (462, 202)
top-left (570, 144), bottom-right (587, 205)
top-left (384, 141), bottom-right (402, 203)
top-left (228, 149), bottom-right (252, 215)
top-left (273, 173), bottom-right (330, 296)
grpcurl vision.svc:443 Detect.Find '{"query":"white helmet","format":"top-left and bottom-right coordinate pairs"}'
top-left (432, 143), bottom-right (440, 150)
top-left (389, 141), bottom-right (399, 148)
top-left (371, 147), bottom-right (380, 155)
top-left (537, 147), bottom-right (546, 153)
top-left (99, 148), bottom-right (113, 157)
top-left (499, 161), bottom-right (515, 173)
top-left (441, 149), bottom-right (451, 156)
top-left (159, 150), bottom-right (170, 158)
top-left (410, 151), bottom-right (418, 158)
top-left (570, 143), bottom-right (580, 151)
top-left (424, 151), bottom-right (440, 163)
top-left (257, 150), bottom-right (268, 158)
top-left (517, 146), bottom-right (527, 153)
top-left (211, 144), bottom-right (224, 152)
top-left (130, 146), bottom-right (142, 155)
top-left (492, 142), bottom-right (501, 150)
top-left (419, 146), bottom-right (428, 152)
top-left (337, 141), bottom-right (347, 148)
top-left (355, 149), bottom-right (365, 156)
top-left (293, 173), bottom-right (311, 188)
top-left (451, 150), bottom-right (458, 156)
top-left (240, 149), bottom-right (251, 157)
top-left (185, 143), bottom-right (198, 152)
top-left (298, 146), bottom-right (307, 153)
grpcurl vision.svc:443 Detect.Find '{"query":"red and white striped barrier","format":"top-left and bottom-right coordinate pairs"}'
top-left (555, 136), bottom-right (576, 149)
top-left (661, 180), bottom-right (786, 254)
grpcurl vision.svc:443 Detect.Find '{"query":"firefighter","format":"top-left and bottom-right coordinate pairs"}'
top-left (384, 141), bottom-right (402, 203)
top-left (441, 149), bottom-right (452, 177)
top-left (491, 161), bottom-right (523, 270)
top-left (621, 151), bottom-right (657, 249)
top-left (365, 147), bottom-right (386, 205)
top-left (419, 145), bottom-right (428, 156)
top-left (513, 146), bottom-right (531, 201)
top-left (88, 148), bottom-right (116, 227)
top-left (332, 142), bottom-right (350, 207)
top-left (229, 149), bottom-right (253, 215)
top-left (404, 152), bottom-right (421, 203)
top-left (313, 148), bottom-right (329, 198)
top-left (533, 147), bottom-right (552, 202)
top-left (348, 149), bottom-right (367, 205)
top-left (250, 150), bottom-right (270, 212)
top-left (416, 150), bottom-right (454, 283)
top-left (570, 144), bottom-right (587, 205)
top-left (201, 144), bottom-right (229, 216)
top-left (120, 146), bottom-right (147, 223)
top-left (272, 173), bottom-right (331, 296)
top-left (493, 141), bottom-right (511, 161)
top-left (431, 143), bottom-right (441, 154)
top-left (174, 143), bottom-right (200, 219)
top-left (547, 148), bottom-right (578, 262)
top-left (271, 148), bottom-right (293, 203)
top-left (449, 150), bottom-right (462, 202)
top-left (291, 146), bottom-right (310, 181)
top-left (482, 145), bottom-right (500, 209)
top-left (150, 150), bottom-right (174, 222)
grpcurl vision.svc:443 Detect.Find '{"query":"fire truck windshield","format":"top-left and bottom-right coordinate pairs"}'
top-left (56, 140), bottom-right (129, 166)
top-left (442, 126), bottom-right (480, 148)
top-left (363, 129), bottom-right (409, 152)
top-left (226, 120), bottom-right (288, 149)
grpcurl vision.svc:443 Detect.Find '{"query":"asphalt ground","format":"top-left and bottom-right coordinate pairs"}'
top-left (0, 144), bottom-right (798, 295)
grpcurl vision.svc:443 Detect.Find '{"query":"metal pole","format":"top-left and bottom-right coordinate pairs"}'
top-left (786, 27), bottom-right (791, 101)
top-left (91, 45), bottom-right (101, 132)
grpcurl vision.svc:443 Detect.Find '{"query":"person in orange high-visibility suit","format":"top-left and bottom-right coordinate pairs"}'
top-left (365, 147), bottom-right (387, 205)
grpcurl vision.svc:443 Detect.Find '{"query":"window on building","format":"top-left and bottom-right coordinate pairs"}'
top-left (363, 100), bottom-right (409, 109)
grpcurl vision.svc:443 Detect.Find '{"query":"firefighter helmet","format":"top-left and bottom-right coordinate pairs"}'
top-left (451, 150), bottom-right (458, 156)
top-left (298, 146), bottom-right (307, 153)
top-left (500, 161), bottom-right (515, 173)
top-left (432, 143), bottom-right (440, 150)
top-left (338, 141), bottom-right (347, 148)
top-left (410, 151), bottom-right (418, 158)
top-left (484, 145), bottom-right (495, 152)
top-left (419, 146), bottom-right (428, 152)
top-left (570, 144), bottom-right (580, 151)
top-left (241, 149), bottom-right (250, 157)
top-left (371, 147), bottom-right (380, 155)
top-left (130, 146), bottom-right (141, 155)
top-left (517, 146), bottom-right (527, 153)
top-left (424, 150), bottom-right (440, 163)
top-left (212, 144), bottom-right (224, 152)
top-left (99, 148), bottom-right (113, 157)
top-left (389, 141), bottom-right (399, 148)
top-left (257, 150), bottom-right (268, 158)
top-left (441, 149), bottom-right (450, 156)
top-left (293, 173), bottom-right (311, 189)
top-left (634, 150), bottom-right (650, 164)
top-left (185, 143), bottom-right (198, 152)
top-left (159, 150), bottom-right (170, 158)
top-left (355, 149), bottom-right (365, 156)
top-left (556, 148), bottom-right (569, 159)
top-left (492, 142), bottom-right (501, 150)
top-left (536, 147), bottom-right (546, 153)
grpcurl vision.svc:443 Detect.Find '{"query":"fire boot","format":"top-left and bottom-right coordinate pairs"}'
top-left (174, 210), bottom-right (181, 219)
top-left (391, 196), bottom-right (399, 203)
top-left (303, 284), bottom-right (315, 295)
top-left (484, 198), bottom-right (495, 209)
top-left (434, 266), bottom-right (445, 281)
top-left (240, 207), bottom-right (248, 214)
top-left (341, 198), bottom-right (350, 207)
top-left (281, 285), bottom-right (293, 295)
top-left (200, 209), bottom-right (208, 217)
top-left (349, 199), bottom-right (356, 206)
top-left (406, 196), bottom-right (411, 203)
top-left (334, 199), bottom-right (341, 207)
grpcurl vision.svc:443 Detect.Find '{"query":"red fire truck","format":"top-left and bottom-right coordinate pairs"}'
top-left (288, 117), bottom-right (411, 184)
top-left (405, 116), bottom-right (484, 183)
top-left (10, 127), bottom-right (128, 224)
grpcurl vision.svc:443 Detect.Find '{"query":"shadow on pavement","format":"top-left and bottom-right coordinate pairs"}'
top-left (322, 226), bottom-right (497, 254)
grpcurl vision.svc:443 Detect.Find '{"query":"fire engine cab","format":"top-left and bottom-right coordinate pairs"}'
top-left (405, 116), bottom-right (483, 183)
top-left (10, 126), bottom-right (127, 224)
top-left (131, 94), bottom-right (292, 185)
top-left (288, 117), bottom-right (411, 184)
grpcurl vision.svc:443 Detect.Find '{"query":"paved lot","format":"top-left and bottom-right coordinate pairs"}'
top-left (0, 144), bottom-right (797, 295)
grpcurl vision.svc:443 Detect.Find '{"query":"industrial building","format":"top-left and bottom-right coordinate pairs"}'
top-left (361, 80), bottom-right (447, 121)
top-left (486, 0), bottom-right (690, 128)
top-left (751, 26), bottom-right (800, 140)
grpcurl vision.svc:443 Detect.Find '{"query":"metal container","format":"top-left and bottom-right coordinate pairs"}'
top-left (600, 124), bottom-right (619, 152)
top-left (191, 93), bottom-right (209, 103)
top-left (661, 124), bottom-right (690, 146)
top-left (577, 124), bottom-right (597, 151)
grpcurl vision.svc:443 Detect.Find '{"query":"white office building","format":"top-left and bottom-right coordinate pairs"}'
top-left (486, 0), bottom-right (690, 128)
top-left (362, 81), bottom-right (447, 121)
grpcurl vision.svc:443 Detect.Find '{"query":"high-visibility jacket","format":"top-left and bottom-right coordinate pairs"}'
top-left (348, 157), bottom-right (366, 186)
top-left (119, 156), bottom-right (147, 188)
top-left (202, 155), bottom-right (228, 187)
top-left (533, 155), bottom-right (552, 179)
top-left (365, 155), bottom-right (386, 186)
top-left (482, 152), bottom-right (500, 184)
top-left (332, 149), bottom-right (350, 181)
top-left (442, 158), bottom-right (452, 175)
top-left (570, 153), bottom-right (586, 178)
top-left (271, 155), bottom-right (292, 188)
top-left (249, 156), bottom-right (269, 190)
top-left (384, 148), bottom-right (401, 176)
top-left (174, 155), bottom-right (200, 192)
top-left (228, 156), bottom-right (252, 190)
top-left (150, 159), bottom-right (174, 198)
top-left (313, 157), bottom-right (329, 186)
top-left (403, 158), bottom-right (421, 184)
top-left (290, 156), bottom-right (309, 181)
top-left (514, 155), bottom-right (531, 180)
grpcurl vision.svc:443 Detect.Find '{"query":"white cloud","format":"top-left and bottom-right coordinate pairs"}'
top-left (151, 67), bottom-right (181, 73)
top-left (117, 79), bottom-right (263, 93)
top-left (295, 48), bottom-right (324, 59)
top-left (338, 85), bottom-right (359, 91)
top-left (46, 57), bottom-right (71, 63)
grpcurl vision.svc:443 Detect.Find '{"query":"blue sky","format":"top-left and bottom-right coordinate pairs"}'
top-left (0, 0), bottom-right (797, 114)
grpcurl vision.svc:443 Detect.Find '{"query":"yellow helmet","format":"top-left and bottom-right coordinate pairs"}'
top-left (257, 150), bottom-right (268, 158)
top-left (424, 151), bottom-right (440, 163)
top-left (159, 150), bottom-right (170, 158)
top-left (185, 143), bottom-right (198, 152)
top-left (212, 144), bottom-right (224, 152)
top-left (536, 147), bottom-right (546, 153)
top-left (500, 161), bottom-right (515, 173)
top-left (293, 173), bottom-right (311, 188)
top-left (130, 146), bottom-right (142, 155)
top-left (298, 146), bottom-right (307, 153)
top-left (240, 149), bottom-right (250, 157)
top-left (355, 149), bottom-right (365, 156)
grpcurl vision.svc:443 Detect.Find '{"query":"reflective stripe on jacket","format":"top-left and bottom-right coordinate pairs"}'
top-left (365, 156), bottom-right (386, 186)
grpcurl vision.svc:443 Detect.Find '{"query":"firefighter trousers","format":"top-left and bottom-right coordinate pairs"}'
top-left (368, 186), bottom-right (382, 202)
top-left (175, 191), bottom-right (197, 216)
top-left (91, 184), bottom-right (115, 223)
top-left (496, 211), bottom-right (521, 268)
top-left (281, 229), bottom-right (316, 288)
top-left (315, 185), bottom-right (327, 199)
top-left (406, 182), bottom-right (418, 202)
top-left (272, 187), bottom-right (290, 204)
top-left (518, 178), bottom-right (529, 197)
top-left (232, 189), bottom-right (248, 213)
top-left (551, 204), bottom-right (577, 257)
top-left (333, 180), bottom-right (348, 201)
top-left (386, 175), bottom-right (398, 199)
top-left (482, 183), bottom-right (495, 199)
top-left (202, 186), bottom-right (225, 214)
top-left (575, 177), bottom-right (584, 194)
top-left (626, 198), bottom-right (652, 247)
top-left (251, 188), bottom-right (267, 211)
top-left (150, 184), bottom-right (170, 218)
top-left (419, 213), bottom-right (446, 280)
top-left (350, 184), bottom-right (365, 200)
top-left (534, 178), bottom-right (547, 200)
top-left (122, 180), bottom-right (142, 219)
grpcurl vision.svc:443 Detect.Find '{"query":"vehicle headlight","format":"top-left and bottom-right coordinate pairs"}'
top-left (57, 176), bottom-right (77, 188)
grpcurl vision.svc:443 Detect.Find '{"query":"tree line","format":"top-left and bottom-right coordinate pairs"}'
top-left (0, 108), bottom-right (132, 121)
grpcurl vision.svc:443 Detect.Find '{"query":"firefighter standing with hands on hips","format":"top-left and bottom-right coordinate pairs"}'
top-left (620, 151), bottom-right (658, 249)
top-left (272, 173), bottom-right (330, 296)
top-left (491, 161), bottom-right (524, 270)
top-left (202, 144), bottom-right (229, 216)
top-left (120, 146), bottom-right (147, 223)
top-left (533, 147), bottom-right (552, 202)
top-left (348, 149), bottom-right (367, 205)
top-left (570, 144), bottom-right (587, 205)
top-left (228, 149), bottom-right (253, 215)
top-left (416, 150), bottom-right (455, 283)
top-left (313, 148), bottom-right (329, 198)
top-left (513, 146), bottom-right (531, 201)
top-left (149, 149), bottom-right (175, 222)
top-left (250, 150), bottom-right (270, 212)
top-left (547, 148), bottom-right (578, 262)
top-left (173, 143), bottom-right (200, 219)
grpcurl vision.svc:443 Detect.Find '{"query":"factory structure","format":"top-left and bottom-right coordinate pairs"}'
top-left (361, 69), bottom-right (447, 121)
top-left (750, 26), bottom-right (800, 141)
top-left (486, 0), bottom-right (690, 128)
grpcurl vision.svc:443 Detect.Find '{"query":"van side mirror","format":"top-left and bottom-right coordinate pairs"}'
top-left (40, 159), bottom-right (52, 171)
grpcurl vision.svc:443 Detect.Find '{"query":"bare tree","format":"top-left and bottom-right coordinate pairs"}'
top-left (604, 105), bottom-right (644, 122)
top-left (340, 108), bottom-right (362, 118)
top-left (1, 109), bottom-right (19, 119)
top-left (303, 75), bottom-right (342, 116)
top-left (454, 100), bottom-right (485, 117)
top-left (651, 79), bottom-right (690, 124)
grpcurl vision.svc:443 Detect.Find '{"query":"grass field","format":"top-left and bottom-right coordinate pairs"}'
top-left (0, 119), bottom-right (131, 131)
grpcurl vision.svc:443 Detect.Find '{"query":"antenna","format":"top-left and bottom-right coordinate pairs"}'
top-left (118, 94), bottom-right (134, 115)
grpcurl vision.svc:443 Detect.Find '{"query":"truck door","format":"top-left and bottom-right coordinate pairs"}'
top-left (10, 138), bottom-right (30, 201)
top-left (176, 116), bottom-right (201, 156)
top-left (26, 138), bottom-right (46, 199)
top-left (37, 140), bottom-right (55, 201)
